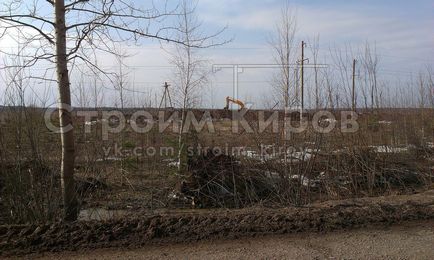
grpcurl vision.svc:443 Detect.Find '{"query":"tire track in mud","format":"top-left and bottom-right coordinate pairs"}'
top-left (1, 190), bottom-right (434, 256)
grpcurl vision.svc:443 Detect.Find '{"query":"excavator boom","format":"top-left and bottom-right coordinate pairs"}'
top-left (224, 96), bottom-right (245, 110)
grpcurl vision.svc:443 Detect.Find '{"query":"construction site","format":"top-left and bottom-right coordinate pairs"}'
top-left (0, 0), bottom-right (433, 258)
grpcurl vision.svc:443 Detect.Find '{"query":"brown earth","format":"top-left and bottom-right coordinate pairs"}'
top-left (36, 220), bottom-right (434, 259)
top-left (1, 189), bottom-right (434, 257)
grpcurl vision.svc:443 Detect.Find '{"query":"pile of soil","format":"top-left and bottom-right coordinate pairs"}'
top-left (1, 189), bottom-right (434, 256)
top-left (181, 151), bottom-right (275, 207)
top-left (177, 150), bottom-right (430, 208)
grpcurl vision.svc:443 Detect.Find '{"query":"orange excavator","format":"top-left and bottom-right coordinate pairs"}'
top-left (224, 96), bottom-right (245, 110)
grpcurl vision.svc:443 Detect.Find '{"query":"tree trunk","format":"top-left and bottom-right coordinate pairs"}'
top-left (55, 0), bottom-right (78, 221)
top-left (177, 109), bottom-right (185, 171)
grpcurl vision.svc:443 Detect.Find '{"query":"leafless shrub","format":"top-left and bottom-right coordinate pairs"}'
top-left (1, 160), bottom-right (61, 224)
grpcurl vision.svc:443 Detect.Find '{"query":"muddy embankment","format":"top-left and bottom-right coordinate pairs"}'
top-left (1, 189), bottom-right (434, 256)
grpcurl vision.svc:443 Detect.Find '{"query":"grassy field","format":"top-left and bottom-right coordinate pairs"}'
top-left (0, 107), bottom-right (433, 224)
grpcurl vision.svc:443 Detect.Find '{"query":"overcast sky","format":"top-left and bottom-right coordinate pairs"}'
top-left (124, 0), bottom-right (434, 108)
top-left (0, 0), bottom-right (433, 108)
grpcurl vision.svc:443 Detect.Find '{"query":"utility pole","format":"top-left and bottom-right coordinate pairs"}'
top-left (300, 41), bottom-right (305, 111)
top-left (159, 82), bottom-right (173, 109)
top-left (299, 41), bottom-right (307, 120)
top-left (352, 59), bottom-right (357, 111)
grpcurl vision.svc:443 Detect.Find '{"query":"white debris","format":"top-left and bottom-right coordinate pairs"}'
top-left (283, 148), bottom-right (317, 163)
top-left (262, 172), bottom-right (318, 187)
top-left (163, 158), bottom-right (180, 167)
top-left (332, 148), bottom-right (348, 154)
top-left (84, 120), bottom-right (97, 126)
top-left (289, 174), bottom-right (320, 187)
top-left (244, 150), bottom-right (258, 158)
top-left (168, 190), bottom-right (194, 204)
top-left (168, 161), bottom-right (180, 167)
top-left (370, 145), bottom-right (408, 153)
top-left (168, 191), bottom-right (182, 199)
top-left (96, 157), bottom-right (122, 162)
top-left (242, 149), bottom-right (272, 162)
top-left (323, 118), bottom-right (337, 123)
top-left (378, 120), bottom-right (392, 125)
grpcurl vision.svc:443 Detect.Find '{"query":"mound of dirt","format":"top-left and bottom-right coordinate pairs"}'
top-left (174, 150), bottom-right (430, 209)
top-left (1, 190), bottom-right (434, 256)
top-left (180, 151), bottom-right (276, 208)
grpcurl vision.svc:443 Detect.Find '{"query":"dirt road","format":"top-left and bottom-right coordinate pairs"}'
top-left (3, 190), bottom-right (434, 258)
top-left (37, 220), bottom-right (434, 259)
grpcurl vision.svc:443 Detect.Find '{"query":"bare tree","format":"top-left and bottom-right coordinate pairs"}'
top-left (362, 42), bottom-right (380, 110)
top-left (0, 0), bottom-right (222, 221)
top-left (269, 0), bottom-right (297, 109)
top-left (426, 65), bottom-right (434, 108)
top-left (72, 74), bottom-right (90, 108)
top-left (323, 66), bottom-right (335, 110)
top-left (169, 0), bottom-right (224, 171)
top-left (71, 68), bottom-right (104, 108)
top-left (2, 53), bottom-right (28, 162)
top-left (417, 71), bottom-right (427, 109)
top-left (360, 60), bottom-right (370, 110)
top-left (113, 51), bottom-right (131, 110)
top-left (309, 34), bottom-right (321, 109)
top-left (330, 44), bottom-right (354, 109)
top-left (91, 74), bottom-right (105, 109)
top-left (268, 0), bottom-right (298, 169)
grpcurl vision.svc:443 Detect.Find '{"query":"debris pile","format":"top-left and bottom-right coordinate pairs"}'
top-left (173, 151), bottom-right (276, 208)
top-left (169, 147), bottom-right (432, 208)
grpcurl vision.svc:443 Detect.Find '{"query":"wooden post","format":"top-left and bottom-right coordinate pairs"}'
top-left (352, 59), bottom-right (357, 111)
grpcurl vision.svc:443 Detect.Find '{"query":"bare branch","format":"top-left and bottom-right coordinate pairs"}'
top-left (0, 14), bottom-right (54, 26)
top-left (0, 16), bottom-right (54, 44)
top-left (65, 0), bottom-right (89, 9)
